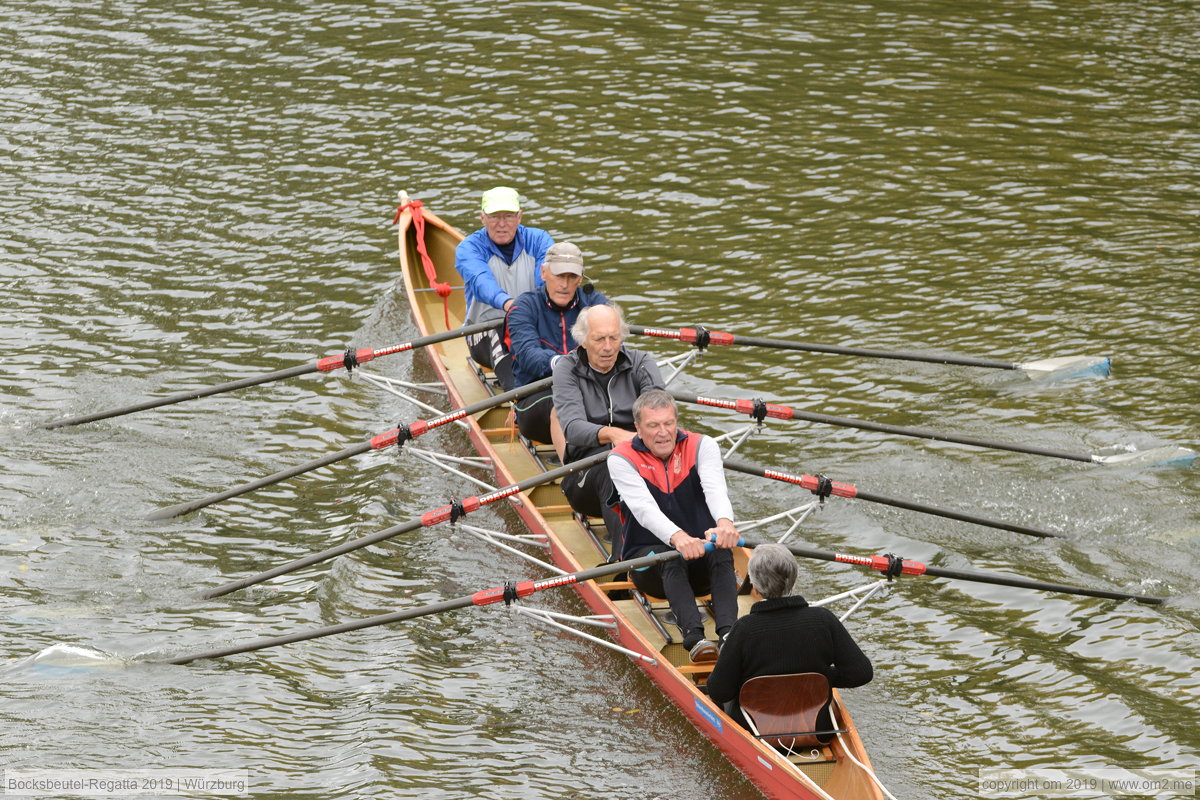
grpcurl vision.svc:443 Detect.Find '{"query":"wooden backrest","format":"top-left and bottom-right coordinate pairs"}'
top-left (739, 672), bottom-right (835, 749)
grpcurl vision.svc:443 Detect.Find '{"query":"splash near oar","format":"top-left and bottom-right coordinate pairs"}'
top-left (723, 457), bottom-right (1067, 539)
top-left (199, 451), bottom-right (610, 599)
top-left (41, 320), bottom-right (501, 430)
top-left (167, 550), bottom-right (680, 665)
top-left (629, 323), bottom-right (1110, 380)
top-left (675, 391), bottom-right (1195, 468)
top-left (738, 539), bottom-right (1166, 605)
top-left (145, 376), bottom-right (554, 521)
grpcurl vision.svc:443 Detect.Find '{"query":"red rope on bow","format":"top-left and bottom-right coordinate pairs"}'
top-left (396, 198), bottom-right (453, 330)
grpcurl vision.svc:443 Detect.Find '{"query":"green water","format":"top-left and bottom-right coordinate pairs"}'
top-left (2, 1), bottom-right (1197, 798)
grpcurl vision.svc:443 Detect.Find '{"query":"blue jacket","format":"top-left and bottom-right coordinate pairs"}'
top-left (454, 225), bottom-right (554, 325)
top-left (505, 284), bottom-right (608, 387)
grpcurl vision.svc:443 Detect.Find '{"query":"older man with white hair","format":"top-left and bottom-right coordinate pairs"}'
top-left (552, 303), bottom-right (664, 557)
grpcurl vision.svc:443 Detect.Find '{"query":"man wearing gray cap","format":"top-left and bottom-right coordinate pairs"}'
top-left (454, 186), bottom-right (554, 390)
top-left (505, 242), bottom-right (608, 444)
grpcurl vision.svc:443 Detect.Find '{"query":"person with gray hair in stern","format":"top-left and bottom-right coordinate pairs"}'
top-left (706, 543), bottom-right (873, 728)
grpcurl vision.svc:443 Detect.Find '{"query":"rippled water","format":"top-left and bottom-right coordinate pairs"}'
top-left (3, 1), bottom-right (1198, 798)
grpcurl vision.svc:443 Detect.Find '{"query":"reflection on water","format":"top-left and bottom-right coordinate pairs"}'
top-left (2, 0), bottom-right (1198, 798)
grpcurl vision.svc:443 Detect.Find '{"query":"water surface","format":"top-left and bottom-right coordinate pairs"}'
top-left (2, 1), bottom-right (1197, 798)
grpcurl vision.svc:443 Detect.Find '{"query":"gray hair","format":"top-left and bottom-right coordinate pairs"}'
top-left (747, 543), bottom-right (798, 599)
top-left (632, 388), bottom-right (677, 426)
top-left (571, 302), bottom-right (628, 343)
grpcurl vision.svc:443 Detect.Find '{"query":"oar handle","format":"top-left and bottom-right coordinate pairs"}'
top-left (628, 325), bottom-right (1019, 370)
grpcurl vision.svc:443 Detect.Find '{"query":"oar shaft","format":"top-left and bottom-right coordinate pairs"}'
top-left (42, 364), bottom-right (317, 429)
top-left (920, 563), bottom-right (1164, 604)
top-left (758, 541), bottom-right (1164, 605)
top-left (166, 595), bottom-right (474, 664)
top-left (42, 321), bottom-right (501, 430)
top-left (203, 517), bottom-right (425, 599)
top-left (200, 450), bottom-right (610, 599)
top-left (850, 487), bottom-right (1063, 539)
top-left (723, 458), bottom-right (1065, 539)
top-left (147, 377), bottom-right (555, 522)
top-left (170, 550), bottom-right (680, 664)
top-left (629, 325), bottom-right (1018, 370)
top-left (674, 391), bottom-right (1095, 464)
top-left (146, 442), bottom-right (374, 521)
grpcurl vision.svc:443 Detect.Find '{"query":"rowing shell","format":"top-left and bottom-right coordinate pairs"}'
top-left (395, 197), bottom-right (884, 800)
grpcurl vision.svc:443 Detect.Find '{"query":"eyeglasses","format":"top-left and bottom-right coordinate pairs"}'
top-left (483, 212), bottom-right (520, 223)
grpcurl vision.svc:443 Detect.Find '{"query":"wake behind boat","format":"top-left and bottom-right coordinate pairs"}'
top-left (394, 196), bottom-right (887, 800)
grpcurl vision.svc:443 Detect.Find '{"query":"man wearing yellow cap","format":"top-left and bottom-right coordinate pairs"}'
top-left (454, 187), bottom-right (554, 389)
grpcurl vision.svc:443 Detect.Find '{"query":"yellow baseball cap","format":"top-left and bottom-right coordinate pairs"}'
top-left (481, 187), bottom-right (521, 214)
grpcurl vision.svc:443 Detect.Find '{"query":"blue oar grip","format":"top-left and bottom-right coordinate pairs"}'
top-left (703, 534), bottom-right (747, 550)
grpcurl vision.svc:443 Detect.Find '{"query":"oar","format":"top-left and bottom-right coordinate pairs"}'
top-left (41, 320), bottom-right (501, 430)
top-left (723, 458), bottom-right (1066, 539)
top-left (166, 550), bottom-right (680, 665)
top-left (200, 451), bottom-right (610, 599)
top-left (676, 391), bottom-right (1094, 464)
top-left (630, 324), bottom-right (1110, 379)
top-left (146, 377), bottom-right (553, 521)
top-left (740, 540), bottom-right (1165, 605)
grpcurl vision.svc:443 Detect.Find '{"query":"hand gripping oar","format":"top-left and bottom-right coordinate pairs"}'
top-left (629, 324), bottom-right (1110, 379)
top-left (723, 458), bottom-right (1066, 540)
top-left (166, 550), bottom-right (681, 665)
top-left (41, 320), bottom-right (502, 430)
top-left (200, 451), bottom-right (610, 599)
top-left (145, 377), bottom-right (554, 521)
top-left (738, 539), bottom-right (1165, 605)
top-left (676, 391), bottom-right (1102, 465)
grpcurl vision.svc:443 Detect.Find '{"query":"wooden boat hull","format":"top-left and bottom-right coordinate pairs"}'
top-left (396, 200), bottom-right (883, 800)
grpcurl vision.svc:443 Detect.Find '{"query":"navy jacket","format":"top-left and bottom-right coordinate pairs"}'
top-left (506, 284), bottom-right (607, 387)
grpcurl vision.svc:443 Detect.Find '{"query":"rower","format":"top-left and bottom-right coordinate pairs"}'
top-left (454, 186), bottom-right (554, 390)
top-left (607, 389), bottom-right (740, 663)
top-left (552, 303), bottom-right (665, 558)
top-left (505, 242), bottom-right (608, 444)
top-left (706, 543), bottom-right (873, 729)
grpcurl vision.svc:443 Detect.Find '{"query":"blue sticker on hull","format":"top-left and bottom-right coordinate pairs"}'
top-left (694, 696), bottom-right (724, 733)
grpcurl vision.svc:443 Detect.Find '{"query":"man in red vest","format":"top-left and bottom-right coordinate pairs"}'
top-left (607, 389), bottom-right (740, 663)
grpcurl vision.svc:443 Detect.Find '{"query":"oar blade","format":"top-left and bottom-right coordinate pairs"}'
top-left (1018, 355), bottom-right (1111, 381)
top-left (1092, 446), bottom-right (1197, 469)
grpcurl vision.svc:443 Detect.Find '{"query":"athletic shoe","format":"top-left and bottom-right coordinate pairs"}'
top-left (689, 639), bottom-right (719, 663)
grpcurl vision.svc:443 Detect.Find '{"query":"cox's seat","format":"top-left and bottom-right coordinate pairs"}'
top-left (739, 672), bottom-right (848, 752)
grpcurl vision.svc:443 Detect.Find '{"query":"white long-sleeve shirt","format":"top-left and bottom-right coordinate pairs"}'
top-left (607, 434), bottom-right (735, 546)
